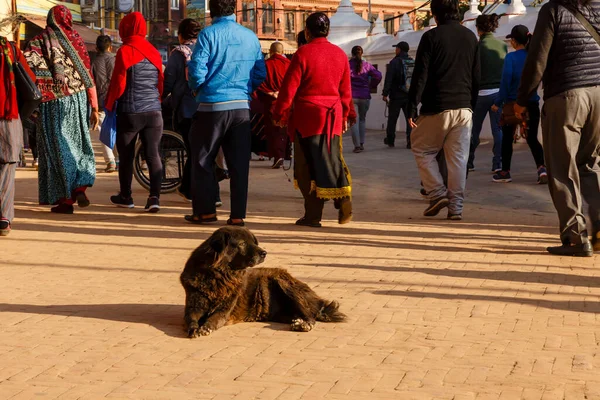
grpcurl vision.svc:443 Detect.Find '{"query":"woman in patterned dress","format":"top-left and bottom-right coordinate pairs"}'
top-left (0, 36), bottom-right (36, 236)
top-left (24, 5), bottom-right (99, 214)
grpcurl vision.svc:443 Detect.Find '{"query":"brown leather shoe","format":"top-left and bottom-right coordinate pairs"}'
top-left (336, 198), bottom-right (353, 224)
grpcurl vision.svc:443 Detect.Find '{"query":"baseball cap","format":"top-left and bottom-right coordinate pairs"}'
top-left (506, 25), bottom-right (530, 44)
top-left (392, 41), bottom-right (410, 52)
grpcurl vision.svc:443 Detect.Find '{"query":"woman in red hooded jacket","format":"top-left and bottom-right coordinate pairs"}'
top-left (105, 12), bottom-right (165, 213)
top-left (272, 13), bottom-right (356, 228)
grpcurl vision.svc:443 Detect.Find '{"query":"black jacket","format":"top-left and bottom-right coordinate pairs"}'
top-left (382, 53), bottom-right (408, 100)
top-left (118, 59), bottom-right (162, 114)
top-left (517, 0), bottom-right (600, 105)
top-left (91, 52), bottom-right (115, 109)
top-left (407, 20), bottom-right (480, 118)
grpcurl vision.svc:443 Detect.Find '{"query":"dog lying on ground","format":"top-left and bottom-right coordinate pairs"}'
top-left (180, 226), bottom-right (346, 338)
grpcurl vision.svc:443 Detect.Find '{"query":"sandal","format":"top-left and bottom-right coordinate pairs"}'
top-left (0, 219), bottom-right (11, 236)
top-left (227, 219), bottom-right (245, 227)
top-left (51, 203), bottom-right (74, 214)
top-left (295, 217), bottom-right (322, 228)
top-left (185, 215), bottom-right (218, 224)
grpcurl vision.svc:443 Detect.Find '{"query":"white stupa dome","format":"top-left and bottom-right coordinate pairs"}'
top-left (329, 0), bottom-right (371, 43)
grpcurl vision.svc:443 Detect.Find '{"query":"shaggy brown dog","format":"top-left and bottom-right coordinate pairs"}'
top-left (180, 227), bottom-right (346, 338)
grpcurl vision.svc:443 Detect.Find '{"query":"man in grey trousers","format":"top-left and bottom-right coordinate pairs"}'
top-left (407, 0), bottom-right (480, 220)
top-left (516, 0), bottom-right (600, 257)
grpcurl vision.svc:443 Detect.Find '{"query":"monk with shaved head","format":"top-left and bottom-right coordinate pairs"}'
top-left (253, 41), bottom-right (292, 168)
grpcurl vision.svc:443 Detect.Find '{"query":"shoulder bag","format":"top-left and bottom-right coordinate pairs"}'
top-left (571, 8), bottom-right (600, 47)
top-left (9, 42), bottom-right (42, 120)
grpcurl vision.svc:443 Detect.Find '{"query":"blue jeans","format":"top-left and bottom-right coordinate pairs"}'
top-left (351, 98), bottom-right (370, 148)
top-left (468, 93), bottom-right (502, 170)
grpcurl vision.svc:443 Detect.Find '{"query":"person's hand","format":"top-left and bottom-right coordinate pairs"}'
top-left (408, 118), bottom-right (418, 129)
top-left (271, 91), bottom-right (279, 99)
top-left (491, 104), bottom-right (499, 113)
top-left (382, 96), bottom-right (389, 103)
top-left (347, 116), bottom-right (357, 128)
top-left (514, 103), bottom-right (527, 120)
top-left (90, 110), bottom-right (99, 131)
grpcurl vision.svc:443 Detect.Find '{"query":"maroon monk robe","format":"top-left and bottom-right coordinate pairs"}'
top-left (255, 53), bottom-right (291, 163)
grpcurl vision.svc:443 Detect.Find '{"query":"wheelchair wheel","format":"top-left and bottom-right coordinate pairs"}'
top-left (133, 130), bottom-right (187, 194)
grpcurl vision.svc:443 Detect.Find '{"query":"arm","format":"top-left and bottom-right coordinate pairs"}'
top-left (369, 63), bottom-right (383, 88)
top-left (495, 55), bottom-right (512, 108)
top-left (188, 32), bottom-right (210, 95)
top-left (382, 59), bottom-right (397, 98)
top-left (339, 58), bottom-right (354, 122)
top-left (272, 54), bottom-right (303, 123)
top-left (163, 51), bottom-right (183, 99)
top-left (407, 34), bottom-right (432, 119)
top-left (104, 49), bottom-right (127, 112)
top-left (250, 43), bottom-right (267, 93)
top-left (517, 3), bottom-right (554, 106)
top-left (471, 42), bottom-right (481, 111)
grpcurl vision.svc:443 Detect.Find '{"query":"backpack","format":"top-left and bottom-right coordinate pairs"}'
top-left (401, 57), bottom-right (415, 93)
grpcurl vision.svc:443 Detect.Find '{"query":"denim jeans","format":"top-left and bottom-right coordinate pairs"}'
top-left (350, 98), bottom-right (371, 148)
top-left (468, 93), bottom-right (502, 171)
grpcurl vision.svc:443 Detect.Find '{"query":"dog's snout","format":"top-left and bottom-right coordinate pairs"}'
top-left (259, 249), bottom-right (267, 258)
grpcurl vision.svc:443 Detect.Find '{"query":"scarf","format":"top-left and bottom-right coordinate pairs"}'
top-left (171, 40), bottom-right (195, 64)
top-left (24, 6), bottom-right (94, 103)
top-left (104, 12), bottom-right (164, 112)
top-left (0, 37), bottom-right (17, 120)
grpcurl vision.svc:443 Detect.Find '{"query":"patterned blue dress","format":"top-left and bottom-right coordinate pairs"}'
top-left (37, 90), bottom-right (96, 205)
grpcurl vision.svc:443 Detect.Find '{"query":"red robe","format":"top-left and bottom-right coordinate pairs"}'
top-left (272, 37), bottom-right (356, 150)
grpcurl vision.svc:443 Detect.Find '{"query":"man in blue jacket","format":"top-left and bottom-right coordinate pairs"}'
top-left (186, 0), bottom-right (266, 226)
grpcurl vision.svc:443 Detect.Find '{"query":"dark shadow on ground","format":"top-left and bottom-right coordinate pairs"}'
top-left (371, 290), bottom-right (600, 314)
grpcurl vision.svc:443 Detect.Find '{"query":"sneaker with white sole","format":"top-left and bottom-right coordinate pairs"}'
top-left (537, 166), bottom-right (548, 184)
top-left (145, 197), bottom-right (160, 213)
top-left (110, 194), bottom-right (134, 208)
top-left (492, 170), bottom-right (512, 183)
top-left (424, 197), bottom-right (449, 217)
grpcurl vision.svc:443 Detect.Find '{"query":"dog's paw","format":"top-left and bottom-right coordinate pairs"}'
top-left (188, 328), bottom-right (200, 338)
top-left (291, 318), bottom-right (314, 332)
top-left (198, 326), bottom-right (212, 336)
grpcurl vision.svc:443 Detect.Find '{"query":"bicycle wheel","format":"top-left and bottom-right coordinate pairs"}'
top-left (133, 130), bottom-right (187, 194)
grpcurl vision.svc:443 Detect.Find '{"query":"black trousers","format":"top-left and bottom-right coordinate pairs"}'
top-left (189, 109), bottom-right (251, 219)
top-left (116, 111), bottom-right (163, 198)
top-left (386, 97), bottom-right (412, 144)
top-left (176, 118), bottom-right (193, 199)
top-left (501, 102), bottom-right (544, 172)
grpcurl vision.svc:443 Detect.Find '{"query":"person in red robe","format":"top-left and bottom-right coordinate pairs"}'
top-left (254, 42), bottom-right (291, 169)
top-left (272, 12), bottom-right (356, 228)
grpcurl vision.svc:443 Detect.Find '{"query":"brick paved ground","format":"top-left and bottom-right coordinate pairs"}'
top-left (2, 131), bottom-right (599, 399)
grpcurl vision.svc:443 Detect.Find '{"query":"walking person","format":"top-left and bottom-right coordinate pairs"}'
top-left (382, 41), bottom-right (414, 149)
top-left (24, 5), bottom-right (99, 214)
top-left (185, 0), bottom-right (266, 226)
top-left (163, 18), bottom-right (202, 202)
top-left (349, 45), bottom-right (382, 153)
top-left (407, 0), bottom-right (480, 220)
top-left (253, 42), bottom-right (292, 169)
top-left (468, 14), bottom-right (507, 173)
top-left (272, 12), bottom-right (356, 228)
top-left (105, 12), bottom-right (164, 213)
top-left (491, 25), bottom-right (546, 185)
top-left (516, 0), bottom-right (600, 256)
top-left (91, 35), bottom-right (118, 173)
top-left (0, 36), bottom-right (36, 235)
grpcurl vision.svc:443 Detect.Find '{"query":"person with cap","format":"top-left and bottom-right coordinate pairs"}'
top-left (407, 0), bottom-right (480, 221)
top-left (382, 41), bottom-right (414, 149)
top-left (515, 0), bottom-right (600, 257)
top-left (491, 25), bottom-right (546, 185)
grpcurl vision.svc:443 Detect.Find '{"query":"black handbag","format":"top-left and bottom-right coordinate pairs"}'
top-left (9, 42), bottom-right (42, 120)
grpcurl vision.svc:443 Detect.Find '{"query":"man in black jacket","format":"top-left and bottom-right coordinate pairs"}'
top-left (382, 42), bottom-right (412, 148)
top-left (407, 0), bottom-right (480, 221)
top-left (516, 0), bottom-right (600, 257)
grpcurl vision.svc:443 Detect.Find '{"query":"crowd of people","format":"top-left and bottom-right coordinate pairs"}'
top-left (0, 0), bottom-right (599, 257)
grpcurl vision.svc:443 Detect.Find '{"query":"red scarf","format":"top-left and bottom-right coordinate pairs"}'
top-left (258, 53), bottom-right (291, 95)
top-left (104, 12), bottom-right (164, 112)
top-left (0, 37), bottom-right (17, 120)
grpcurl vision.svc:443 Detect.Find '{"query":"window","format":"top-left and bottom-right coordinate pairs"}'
top-left (384, 14), bottom-right (394, 34)
top-left (242, 1), bottom-right (255, 28)
top-left (284, 11), bottom-right (295, 40)
top-left (262, 4), bottom-right (274, 34)
top-left (171, 0), bottom-right (179, 10)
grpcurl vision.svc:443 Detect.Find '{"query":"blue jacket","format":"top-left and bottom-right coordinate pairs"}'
top-left (188, 15), bottom-right (266, 111)
top-left (495, 49), bottom-right (540, 107)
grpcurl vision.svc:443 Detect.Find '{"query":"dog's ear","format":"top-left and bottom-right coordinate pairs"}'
top-left (209, 229), bottom-right (230, 254)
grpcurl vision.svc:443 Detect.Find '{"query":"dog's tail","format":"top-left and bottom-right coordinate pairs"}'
top-left (317, 300), bottom-right (347, 322)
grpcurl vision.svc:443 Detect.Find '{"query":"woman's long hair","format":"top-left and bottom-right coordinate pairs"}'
top-left (351, 46), bottom-right (363, 74)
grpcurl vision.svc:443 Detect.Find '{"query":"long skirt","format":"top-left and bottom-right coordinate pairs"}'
top-left (294, 133), bottom-right (351, 200)
top-left (0, 118), bottom-right (23, 222)
top-left (37, 91), bottom-right (96, 205)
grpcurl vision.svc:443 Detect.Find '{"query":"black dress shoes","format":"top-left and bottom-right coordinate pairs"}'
top-left (547, 242), bottom-right (593, 257)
